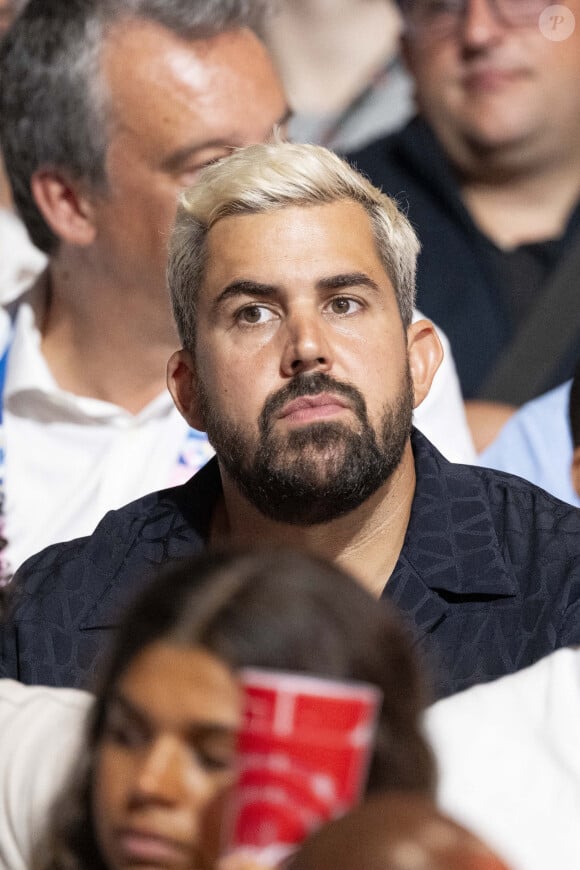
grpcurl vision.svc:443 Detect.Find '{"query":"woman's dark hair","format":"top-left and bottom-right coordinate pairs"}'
top-left (35, 547), bottom-right (435, 869)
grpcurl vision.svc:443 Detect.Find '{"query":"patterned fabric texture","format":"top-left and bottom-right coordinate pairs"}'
top-left (2, 430), bottom-right (580, 698)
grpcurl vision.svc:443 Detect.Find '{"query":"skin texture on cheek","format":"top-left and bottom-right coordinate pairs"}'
top-left (92, 644), bottom-right (242, 870)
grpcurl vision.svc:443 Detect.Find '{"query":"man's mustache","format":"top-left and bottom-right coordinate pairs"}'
top-left (259, 373), bottom-right (369, 434)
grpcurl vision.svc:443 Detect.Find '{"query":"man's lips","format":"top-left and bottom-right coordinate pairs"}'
top-left (278, 394), bottom-right (351, 424)
top-left (116, 828), bottom-right (190, 865)
top-left (462, 65), bottom-right (527, 92)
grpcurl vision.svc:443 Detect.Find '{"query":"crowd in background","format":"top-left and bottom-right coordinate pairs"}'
top-left (1, 0), bottom-right (580, 868)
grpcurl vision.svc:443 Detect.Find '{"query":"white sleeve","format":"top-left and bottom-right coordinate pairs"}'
top-left (412, 312), bottom-right (476, 463)
top-left (0, 680), bottom-right (92, 870)
top-left (424, 651), bottom-right (580, 870)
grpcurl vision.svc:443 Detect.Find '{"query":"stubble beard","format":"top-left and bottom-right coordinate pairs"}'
top-left (198, 369), bottom-right (415, 526)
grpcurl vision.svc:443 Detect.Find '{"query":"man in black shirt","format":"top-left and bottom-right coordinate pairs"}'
top-left (348, 0), bottom-right (580, 429)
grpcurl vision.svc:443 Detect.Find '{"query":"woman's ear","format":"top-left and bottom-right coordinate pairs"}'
top-left (167, 348), bottom-right (207, 432)
top-left (406, 318), bottom-right (443, 409)
top-left (30, 168), bottom-right (97, 247)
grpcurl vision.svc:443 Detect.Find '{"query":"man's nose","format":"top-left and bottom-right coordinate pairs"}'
top-left (280, 309), bottom-right (334, 377)
top-left (460, 0), bottom-right (506, 48)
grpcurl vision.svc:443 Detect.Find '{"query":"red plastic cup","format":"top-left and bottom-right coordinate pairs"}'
top-left (222, 669), bottom-right (383, 865)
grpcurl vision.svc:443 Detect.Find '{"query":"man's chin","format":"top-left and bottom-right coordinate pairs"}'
top-left (284, 419), bottom-right (361, 448)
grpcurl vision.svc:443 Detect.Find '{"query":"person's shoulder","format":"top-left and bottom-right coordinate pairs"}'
top-left (417, 428), bottom-right (580, 532)
top-left (483, 381), bottom-right (571, 457)
top-left (479, 381), bottom-right (577, 504)
top-left (425, 648), bottom-right (580, 870)
top-left (15, 486), bottom-right (179, 578)
top-left (9, 467), bottom-right (216, 604)
top-left (427, 647), bottom-right (578, 727)
top-left (0, 678), bottom-right (91, 722)
top-left (0, 464), bottom-right (218, 684)
top-left (0, 680), bottom-right (91, 870)
top-left (471, 459), bottom-right (580, 523)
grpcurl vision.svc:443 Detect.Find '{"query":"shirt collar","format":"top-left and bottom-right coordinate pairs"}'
top-left (4, 278), bottom-right (174, 424)
top-left (80, 433), bottom-right (517, 632)
top-left (392, 429), bottom-right (517, 596)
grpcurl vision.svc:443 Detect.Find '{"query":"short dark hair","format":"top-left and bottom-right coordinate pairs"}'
top-left (0, 0), bottom-right (267, 253)
top-left (569, 361), bottom-right (580, 448)
top-left (34, 548), bottom-right (435, 869)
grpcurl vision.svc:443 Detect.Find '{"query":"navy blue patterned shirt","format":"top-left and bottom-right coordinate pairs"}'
top-left (2, 430), bottom-right (580, 698)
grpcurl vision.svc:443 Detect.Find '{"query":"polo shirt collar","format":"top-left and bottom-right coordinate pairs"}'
top-left (384, 430), bottom-right (518, 635)
top-left (4, 278), bottom-right (174, 423)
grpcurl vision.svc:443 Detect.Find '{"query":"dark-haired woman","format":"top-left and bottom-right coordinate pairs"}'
top-left (33, 547), bottom-right (434, 869)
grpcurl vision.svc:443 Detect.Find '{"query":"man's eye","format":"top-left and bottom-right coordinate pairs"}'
top-left (328, 297), bottom-right (361, 315)
top-left (178, 157), bottom-right (228, 186)
top-left (237, 305), bottom-right (275, 325)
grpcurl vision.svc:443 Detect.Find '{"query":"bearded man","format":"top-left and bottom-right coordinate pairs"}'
top-left (2, 143), bottom-right (580, 697)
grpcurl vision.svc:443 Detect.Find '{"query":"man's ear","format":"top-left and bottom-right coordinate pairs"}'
top-left (406, 318), bottom-right (443, 409)
top-left (30, 168), bottom-right (97, 247)
top-left (167, 348), bottom-right (206, 432)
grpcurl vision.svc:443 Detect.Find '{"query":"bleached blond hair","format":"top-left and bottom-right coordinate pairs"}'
top-left (168, 141), bottom-right (420, 349)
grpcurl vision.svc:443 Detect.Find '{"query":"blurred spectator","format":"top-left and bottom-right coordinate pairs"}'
top-left (0, 0), bottom-right (46, 302)
top-left (287, 792), bottom-right (513, 870)
top-left (27, 549), bottom-right (433, 870)
top-left (426, 646), bottom-right (580, 870)
top-left (0, 680), bottom-right (89, 870)
top-left (262, 0), bottom-right (413, 152)
top-left (479, 378), bottom-right (580, 507)
top-left (348, 0), bottom-right (580, 426)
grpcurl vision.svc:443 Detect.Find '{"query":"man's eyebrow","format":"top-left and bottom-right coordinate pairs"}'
top-left (160, 107), bottom-right (294, 173)
top-left (214, 280), bottom-right (279, 310)
top-left (160, 141), bottom-right (230, 173)
top-left (317, 272), bottom-right (382, 294)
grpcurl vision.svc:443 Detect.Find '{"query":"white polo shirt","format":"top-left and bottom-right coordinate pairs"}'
top-left (0, 210), bottom-right (46, 304)
top-left (426, 648), bottom-right (580, 870)
top-left (0, 679), bottom-right (92, 870)
top-left (2, 298), bottom-right (215, 572)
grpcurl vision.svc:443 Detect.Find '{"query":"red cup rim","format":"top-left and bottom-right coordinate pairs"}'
top-left (239, 668), bottom-right (383, 703)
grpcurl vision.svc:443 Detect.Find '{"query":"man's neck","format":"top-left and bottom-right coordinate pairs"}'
top-left (38, 252), bottom-right (177, 414)
top-left (214, 440), bottom-right (416, 597)
top-left (437, 127), bottom-right (580, 248)
top-left (461, 159), bottom-right (580, 249)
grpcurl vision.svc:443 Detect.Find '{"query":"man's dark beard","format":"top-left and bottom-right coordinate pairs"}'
top-left (199, 369), bottom-right (414, 526)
